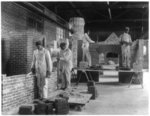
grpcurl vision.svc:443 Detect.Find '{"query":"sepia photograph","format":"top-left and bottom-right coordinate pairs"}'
top-left (1, 1), bottom-right (149, 115)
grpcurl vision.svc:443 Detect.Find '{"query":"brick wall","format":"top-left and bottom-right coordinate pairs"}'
top-left (2, 2), bottom-right (69, 76)
top-left (44, 20), bottom-right (56, 50)
top-left (1, 2), bottom-right (43, 75)
top-left (1, 74), bottom-right (35, 114)
top-left (1, 3), bottom-right (68, 114)
top-left (2, 2), bottom-right (67, 76)
top-left (1, 2), bottom-right (27, 75)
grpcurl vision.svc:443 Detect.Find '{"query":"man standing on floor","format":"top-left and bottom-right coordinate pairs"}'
top-left (58, 42), bottom-right (73, 90)
top-left (120, 27), bottom-right (132, 68)
top-left (31, 40), bottom-right (52, 98)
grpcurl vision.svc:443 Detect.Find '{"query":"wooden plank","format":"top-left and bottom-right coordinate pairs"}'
top-left (68, 93), bottom-right (92, 105)
top-left (46, 90), bottom-right (64, 99)
top-left (45, 89), bottom-right (92, 105)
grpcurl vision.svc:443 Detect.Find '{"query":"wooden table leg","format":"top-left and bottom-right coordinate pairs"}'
top-left (128, 72), bottom-right (134, 88)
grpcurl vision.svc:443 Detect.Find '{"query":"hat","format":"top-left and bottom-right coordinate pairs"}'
top-left (125, 27), bottom-right (130, 30)
top-left (35, 40), bottom-right (42, 46)
top-left (60, 42), bottom-right (66, 46)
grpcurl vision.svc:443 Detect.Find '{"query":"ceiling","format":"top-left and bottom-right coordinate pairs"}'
top-left (39, 2), bottom-right (148, 31)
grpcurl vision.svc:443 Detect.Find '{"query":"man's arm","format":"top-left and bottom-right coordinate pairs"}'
top-left (45, 50), bottom-right (53, 73)
top-left (60, 49), bottom-right (72, 61)
top-left (119, 35), bottom-right (124, 45)
top-left (85, 33), bottom-right (95, 43)
top-left (31, 51), bottom-right (36, 74)
top-left (129, 35), bottom-right (132, 45)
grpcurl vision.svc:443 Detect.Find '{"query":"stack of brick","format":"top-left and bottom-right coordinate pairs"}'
top-left (2, 74), bottom-right (35, 114)
top-left (79, 61), bottom-right (89, 68)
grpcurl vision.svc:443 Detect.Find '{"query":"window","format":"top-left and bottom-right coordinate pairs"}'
top-left (27, 17), bottom-right (44, 32)
top-left (56, 27), bottom-right (64, 41)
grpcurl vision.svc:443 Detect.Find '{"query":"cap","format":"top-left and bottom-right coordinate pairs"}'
top-left (35, 40), bottom-right (42, 46)
top-left (125, 27), bottom-right (130, 30)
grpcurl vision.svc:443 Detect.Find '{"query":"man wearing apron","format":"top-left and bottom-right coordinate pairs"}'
top-left (31, 40), bottom-right (52, 98)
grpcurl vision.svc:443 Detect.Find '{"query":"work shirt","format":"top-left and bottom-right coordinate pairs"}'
top-left (31, 48), bottom-right (52, 76)
top-left (59, 48), bottom-right (73, 71)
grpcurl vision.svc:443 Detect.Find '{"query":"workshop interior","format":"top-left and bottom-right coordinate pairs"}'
top-left (1, 1), bottom-right (149, 115)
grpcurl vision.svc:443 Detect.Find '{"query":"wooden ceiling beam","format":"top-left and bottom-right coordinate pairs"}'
top-left (87, 19), bottom-right (148, 23)
top-left (69, 2), bottom-right (84, 17)
top-left (110, 4), bottom-right (148, 9)
top-left (107, 2), bottom-right (112, 20)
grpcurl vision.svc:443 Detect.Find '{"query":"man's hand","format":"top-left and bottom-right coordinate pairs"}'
top-left (46, 71), bottom-right (51, 78)
top-left (31, 68), bottom-right (35, 74)
top-left (57, 57), bottom-right (60, 61)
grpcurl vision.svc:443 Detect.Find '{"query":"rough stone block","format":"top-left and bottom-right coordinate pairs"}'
top-left (46, 103), bottom-right (54, 114)
top-left (34, 101), bottom-right (47, 115)
top-left (19, 104), bottom-right (33, 115)
top-left (55, 98), bottom-right (69, 114)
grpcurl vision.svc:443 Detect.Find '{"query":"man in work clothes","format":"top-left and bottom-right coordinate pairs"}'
top-left (58, 42), bottom-right (73, 90)
top-left (31, 41), bottom-right (52, 98)
top-left (120, 27), bottom-right (132, 68)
